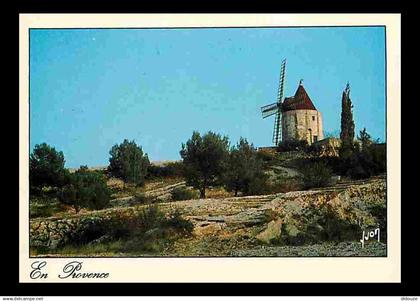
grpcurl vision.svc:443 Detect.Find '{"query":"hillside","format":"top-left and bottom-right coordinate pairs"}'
top-left (30, 175), bottom-right (386, 257)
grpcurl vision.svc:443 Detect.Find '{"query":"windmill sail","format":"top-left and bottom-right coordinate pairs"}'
top-left (261, 102), bottom-right (279, 118)
top-left (260, 59), bottom-right (287, 146)
top-left (272, 59), bottom-right (286, 146)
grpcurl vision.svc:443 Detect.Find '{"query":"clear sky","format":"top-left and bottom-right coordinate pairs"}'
top-left (30, 27), bottom-right (386, 168)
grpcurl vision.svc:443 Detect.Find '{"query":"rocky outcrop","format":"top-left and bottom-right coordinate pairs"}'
top-left (255, 219), bottom-right (283, 244)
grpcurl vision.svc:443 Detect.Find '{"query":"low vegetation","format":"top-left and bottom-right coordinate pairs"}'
top-left (57, 166), bottom-right (111, 213)
top-left (146, 161), bottom-right (184, 179)
top-left (170, 186), bottom-right (199, 201)
top-left (300, 162), bottom-right (332, 189)
top-left (31, 205), bottom-right (194, 256)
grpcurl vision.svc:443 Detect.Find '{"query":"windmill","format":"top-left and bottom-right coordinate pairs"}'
top-left (261, 59), bottom-right (286, 146)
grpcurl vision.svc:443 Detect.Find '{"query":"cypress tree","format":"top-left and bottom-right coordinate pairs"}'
top-left (340, 83), bottom-right (355, 155)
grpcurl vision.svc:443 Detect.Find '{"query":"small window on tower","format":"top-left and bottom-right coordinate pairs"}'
top-left (312, 116), bottom-right (315, 121)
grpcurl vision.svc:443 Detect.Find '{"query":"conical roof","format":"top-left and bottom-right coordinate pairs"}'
top-left (282, 83), bottom-right (317, 112)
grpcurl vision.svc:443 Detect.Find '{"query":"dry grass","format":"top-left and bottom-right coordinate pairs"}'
top-left (205, 187), bottom-right (234, 199)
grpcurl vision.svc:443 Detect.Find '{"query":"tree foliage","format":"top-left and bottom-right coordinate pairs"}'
top-left (180, 131), bottom-right (229, 198)
top-left (223, 138), bottom-right (266, 196)
top-left (339, 83), bottom-right (355, 158)
top-left (146, 161), bottom-right (184, 179)
top-left (342, 128), bottom-right (386, 179)
top-left (108, 139), bottom-right (150, 185)
top-left (58, 167), bottom-right (110, 213)
top-left (305, 129), bottom-right (386, 180)
top-left (301, 161), bottom-right (332, 189)
top-left (30, 143), bottom-right (69, 189)
top-left (358, 127), bottom-right (372, 151)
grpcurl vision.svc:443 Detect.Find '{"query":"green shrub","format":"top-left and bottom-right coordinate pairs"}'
top-left (317, 207), bottom-right (361, 242)
top-left (122, 207), bottom-right (193, 253)
top-left (366, 202), bottom-right (387, 243)
top-left (132, 192), bottom-right (155, 205)
top-left (246, 175), bottom-right (271, 196)
top-left (146, 161), bottom-right (184, 179)
top-left (170, 186), bottom-right (198, 201)
top-left (162, 210), bottom-right (194, 235)
top-left (277, 204), bottom-right (362, 246)
top-left (256, 150), bottom-right (277, 163)
top-left (69, 217), bottom-right (109, 245)
top-left (58, 167), bottom-right (111, 213)
top-left (301, 162), bottom-right (332, 189)
top-left (244, 174), bottom-right (302, 196)
top-left (137, 204), bottom-right (165, 229)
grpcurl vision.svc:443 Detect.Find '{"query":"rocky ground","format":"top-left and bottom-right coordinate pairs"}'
top-left (30, 175), bottom-right (386, 257)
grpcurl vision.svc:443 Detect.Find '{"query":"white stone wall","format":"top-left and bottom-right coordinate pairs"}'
top-left (281, 110), bottom-right (324, 144)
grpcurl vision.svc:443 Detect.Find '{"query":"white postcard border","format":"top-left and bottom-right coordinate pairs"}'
top-left (19, 13), bottom-right (401, 283)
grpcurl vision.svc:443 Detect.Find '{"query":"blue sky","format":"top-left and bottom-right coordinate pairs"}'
top-left (30, 27), bottom-right (386, 168)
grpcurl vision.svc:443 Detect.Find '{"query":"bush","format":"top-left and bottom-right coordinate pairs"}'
top-left (278, 204), bottom-right (362, 246)
top-left (273, 176), bottom-right (303, 193)
top-left (341, 143), bottom-right (386, 180)
top-left (58, 167), bottom-right (111, 213)
top-left (317, 207), bottom-right (361, 242)
top-left (336, 128), bottom-right (386, 180)
top-left (137, 204), bottom-right (165, 229)
top-left (108, 139), bottom-right (150, 185)
top-left (132, 192), bottom-right (156, 205)
top-left (246, 175), bottom-right (271, 196)
top-left (301, 162), bottom-right (332, 189)
top-left (256, 150), bottom-right (277, 163)
top-left (366, 202), bottom-right (387, 243)
top-left (121, 207), bottom-right (194, 252)
top-left (89, 206), bottom-right (193, 253)
top-left (171, 186), bottom-right (198, 201)
top-left (162, 210), bottom-right (194, 235)
top-left (146, 162), bottom-right (184, 179)
top-left (31, 204), bottom-right (195, 255)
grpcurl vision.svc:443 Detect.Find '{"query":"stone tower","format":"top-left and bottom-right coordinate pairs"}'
top-left (281, 81), bottom-right (323, 144)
